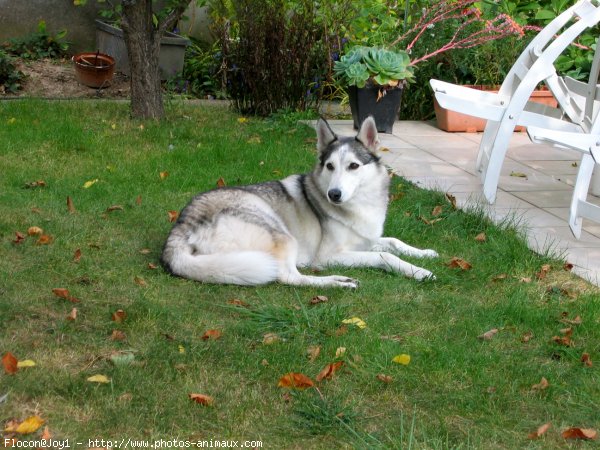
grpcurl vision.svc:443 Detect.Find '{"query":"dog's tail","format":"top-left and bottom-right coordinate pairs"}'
top-left (162, 249), bottom-right (280, 286)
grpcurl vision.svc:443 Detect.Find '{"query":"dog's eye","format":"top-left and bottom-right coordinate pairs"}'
top-left (326, 163), bottom-right (335, 171)
top-left (348, 162), bottom-right (360, 170)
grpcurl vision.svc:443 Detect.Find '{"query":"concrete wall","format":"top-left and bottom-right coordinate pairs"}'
top-left (0, 0), bottom-right (104, 54)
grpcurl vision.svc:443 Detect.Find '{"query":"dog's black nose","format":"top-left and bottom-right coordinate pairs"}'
top-left (328, 189), bottom-right (342, 202)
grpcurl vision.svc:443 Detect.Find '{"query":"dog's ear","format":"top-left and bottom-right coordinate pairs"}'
top-left (356, 116), bottom-right (380, 152)
top-left (317, 117), bottom-right (337, 153)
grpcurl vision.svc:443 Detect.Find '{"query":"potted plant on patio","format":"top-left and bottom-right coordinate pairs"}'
top-left (334, 46), bottom-right (414, 133)
top-left (334, 0), bottom-right (527, 132)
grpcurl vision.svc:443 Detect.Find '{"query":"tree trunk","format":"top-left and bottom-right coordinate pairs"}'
top-left (120, 0), bottom-right (190, 120)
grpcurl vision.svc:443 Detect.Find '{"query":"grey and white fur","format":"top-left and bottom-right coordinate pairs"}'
top-left (161, 116), bottom-right (438, 288)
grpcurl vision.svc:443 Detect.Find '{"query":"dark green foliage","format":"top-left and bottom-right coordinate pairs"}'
top-left (177, 39), bottom-right (225, 99)
top-left (0, 50), bottom-right (25, 94)
top-left (3, 20), bottom-right (69, 60)
top-left (217, 0), bottom-right (327, 116)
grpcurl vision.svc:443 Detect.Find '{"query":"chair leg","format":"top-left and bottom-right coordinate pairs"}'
top-left (569, 153), bottom-right (595, 238)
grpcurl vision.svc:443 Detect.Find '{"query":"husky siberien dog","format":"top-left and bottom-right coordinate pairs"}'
top-left (161, 117), bottom-right (438, 288)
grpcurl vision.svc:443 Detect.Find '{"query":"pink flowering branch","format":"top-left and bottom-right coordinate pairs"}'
top-left (388, 0), bottom-right (527, 67)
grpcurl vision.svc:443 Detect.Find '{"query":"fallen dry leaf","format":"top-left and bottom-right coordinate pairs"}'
top-left (309, 295), bottom-right (328, 305)
top-left (535, 264), bottom-right (552, 280)
top-left (2, 352), bottom-right (18, 374)
top-left (262, 333), bottom-right (279, 345)
top-left (431, 205), bottom-right (443, 217)
top-left (392, 354), bottom-right (411, 365)
top-left (159, 171), bottom-right (170, 180)
top-left (41, 426), bottom-right (51, 440)
top-left (448, 257), bottom-right (472, 270)
top-left (106, 205), bottom-right (124, 213)
top-left (13, 416), bottom-right (45, 434)
top-left (168, 210), bottom-right (179, 222)
top-left (110, 330), bottom-right (127, 341)
top-left (189, 393), bottom-right (214, 406)
top-left (335, 347), bottom-right (346, 358)
top-left (111, 309), bottom-right (127, 323)
top-left (36, 234), bottom-right (53, 245)
top-left (519, 277), bottom-right (532, 283)
top-left (521, 331), bottom-right (534, 343)
top-left (478, 328), bottom-right (498, 341)
top-left (560, 315), bottom-right (582, 326)
top-left (581, 352), bottom-right (593, 367)
top-left (83, 179), bottom-right (99, 189)
top-left (13, 231), bottom-right (26, 245)
top-left (551, 327), bottom-right (572, 347)
top-left (316, 361), bottom-right (344, 381)
top-left (306, 345), bottom-right (321, 362)
top-left (491, 273), bottom-right (507, 282)
top-left (278, 372), bottom-right (315, 389)
top-left (66, 308), bottom-right (78, 321)
top-left (87, 374), bottom-right (110, 384)
top-left (342, 317), bottom-right (367, 329)
top-left (52, 288), bottom-right (80, 303)
top-left (201, 329), bottom-right (222, 341)
top-left (67, 195), bottom-right (76, 213)
top-left (16, 360), bottom-right (35, 368)
top-left (531, 377), bottom-right (549, 391)
top-left (27, 226), bottom-right (43, 236)
top-left (474, 232), bottom-right (486, 242)
top-left (528, 422), bottom-right (551, 440)
top-left (216, 177), bottom-right (226, 188)
top-left (135, 195), bottom-right (142, 205)
top-left (227, 298), bottom-right (249, 307)
top-left (73, 248), bottom-right (82, 263)
top-left (24, 180), bottom-right (46, 189)
top-left (563, 263), bottom-right (574, 271)
top-left (376, 374), bottom-right (393, 383)
top-left (446, 192), bottom-right (457, 209)
top-left (562, 427), bottom-right (597, 440)
top-left (133, 276), bottom-right (147, 286)
top-left (148, 263), bottom-right (158, 270)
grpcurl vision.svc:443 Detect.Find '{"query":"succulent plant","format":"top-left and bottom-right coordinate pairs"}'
top-left (334, 46), bottom-right (414, 88)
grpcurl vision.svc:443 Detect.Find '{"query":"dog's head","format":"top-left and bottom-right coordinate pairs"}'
top-left (315, 116), bottom-right (384, 205)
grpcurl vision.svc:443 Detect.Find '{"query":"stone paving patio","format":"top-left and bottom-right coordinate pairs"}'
top-left (325, 120), bottom-right (600, 287)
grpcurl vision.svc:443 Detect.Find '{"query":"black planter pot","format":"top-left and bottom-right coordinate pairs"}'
top-left (348, 84), bottom-right (404, 133)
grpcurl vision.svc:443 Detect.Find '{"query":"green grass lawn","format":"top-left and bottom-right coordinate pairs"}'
top-left (1, 99), bottom-right (598, 449)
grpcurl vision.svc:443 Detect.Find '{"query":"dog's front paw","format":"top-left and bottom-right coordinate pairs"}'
top-left (413, 268), bottom-right (436, 281)
top-left (419, 249), bottom-right (439, 258)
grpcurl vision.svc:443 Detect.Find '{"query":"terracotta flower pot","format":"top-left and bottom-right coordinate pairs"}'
top-left (434, 85), bottom-right (558, 132)
top-left (72, 52), bottom-right (115, 88)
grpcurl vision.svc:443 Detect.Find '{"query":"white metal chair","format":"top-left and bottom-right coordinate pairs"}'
top-left (430, 0), bottom-right (600, 204)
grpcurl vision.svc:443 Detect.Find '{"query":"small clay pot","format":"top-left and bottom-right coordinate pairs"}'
top-left (72, 52), bottom-right (115, 88)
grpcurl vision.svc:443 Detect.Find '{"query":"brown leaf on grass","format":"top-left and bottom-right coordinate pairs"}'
top-left (135, 195), bottom-right (142, 205)
top-left (477, 328), bottom-right (498, 341)
top-left (559, 315), bottom-right (582, 326)
top-left (67, 196), bottom-right (76, 213)
top-left (216, 177), bottom-right (226, 188)
top-left (52, 288), bottom-right (80, 303)
top-left (201, 329), bottom-right (222, 341)
top-left (528, 422), bottom-right (551, 439)
top-left (448, 257), bottom-right (472, 270)
top-left (13, 231), bottom-right (26, 245)
top-left (24, 180), bottom-right (46, 189)
top-left (474, 232), bottom-right (486, 242)
top-left (316, 361), bottom-right (344, 381)
top-left (551, 327), bottom-right (572, 347)
top-left (562, 427), bottom-right (597, 440)
top-left (535, 264), bottom-right (552, 280)
top-left (531, 377), bottom-right (549, 391)
top-left (139, 248), bottom-right (151, 254)
top-left (521, 331), bottom-right (534, 343)
top-left (106, 205), bottom-right (124, 213)
top-left (148, 263), bottom-right (158, 270)
top-left (306, 345), bottom-right (321, 362)
top-left (36, 234), bottom-right (53, 245)
top-left (262, 333), bottom-right (279, 345)
top-left (159, 171), bottom-right (170, 180)
top-left (110, 330), bottom-right (127, 341)
top-left (563, 263), bottom-right (574, 271)
top-left (445, 192), bottom-right (457, 209)
top-left (73, 248), bottom-right (82, 263)
top-left (491, 273), bottom-right (508, 282)
top-left (277, 372), bottom-right (314, 389)
top-left (27, 226), bottom-right (43, 236)
top-left (111, 309), bottom-right (127, 323)
top-left (376, 374), bottom-right (393, 383)
top-left (133, 276), bottom-right (147, 286)
top-left (309, 295), bottom-right (328, 305)
top-left (581, 352), bottom-right (593, 367)
top-left (227, 298), bottom-right (249, 307)
top-left (189, 393), bottom-right (214, 406)
top-left (519, 277), bottom-right (532, 283)
top-left (41, 426), bottom-right (51, 440)
top-left (419, 216), bottom-right (443, 225)
top-left (66, 308), bottom-right (78, 321)
top-left (431, 205), bottom-right (443, 217)
top-left (167, 210), bottom-right (179, 222)
top-left (2, 352), bottom-right (18, 375)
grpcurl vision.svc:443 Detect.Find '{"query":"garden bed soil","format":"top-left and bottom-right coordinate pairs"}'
top-left (6, 58), bottom-right (130, 99)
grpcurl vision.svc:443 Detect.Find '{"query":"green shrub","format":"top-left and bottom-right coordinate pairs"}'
top-left (0, 50), bottom-right (25, 94)
top-left (3, 20), bottom-right (69, 60)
